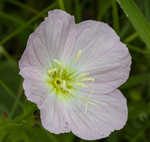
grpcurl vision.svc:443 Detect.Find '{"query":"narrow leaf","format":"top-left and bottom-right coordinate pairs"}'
top-left (117, 0), bottom-right (150, 49)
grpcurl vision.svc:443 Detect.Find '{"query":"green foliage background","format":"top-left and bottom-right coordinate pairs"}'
top-left (0, 0), bottom-right (150, 141)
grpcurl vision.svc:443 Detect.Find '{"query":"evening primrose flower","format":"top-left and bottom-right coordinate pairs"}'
top-left (19, 9), bottom-right (131, 140)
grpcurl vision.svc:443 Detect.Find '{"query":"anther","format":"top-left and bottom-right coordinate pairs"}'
top-left (48, 68), bottom-right (57, 74)
top-left (80, 77), bottom-right (95, 82)
top-left (54, 59), bottom-right (62, 65)
top-left (74, 50), bottom-right (82, 64)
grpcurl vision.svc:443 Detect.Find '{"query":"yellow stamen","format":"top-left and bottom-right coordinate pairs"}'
top-left (54, 59), bottom-right (62, 65)
top-left (48, 68), bottom-right (57, 74)
top-left (84, 90), bottom-right (93, 113)
top-left (77, 72), bottom-right (90, 78)
top-left (62, 80), bottom-right (73, 94)
top-left (80, 77), bottom-right (95, 82)
top-left (74, 50), bottom-right (82, 64)
top-left (75, 82), bottom-right (88, 88)
top-left (62, 80), bottom-right (66, 89)
top-left (80, 89), bottom-right (97, 113)
top-left (65, 88), bottom-right (73, 94)
top-left (84, 92), bottom-right (98, 113)
top-left (46, 58), bottom-right (96, 101)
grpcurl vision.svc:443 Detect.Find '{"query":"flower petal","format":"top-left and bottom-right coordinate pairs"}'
top-left (23, 78), bottom-right (49, 107)
top-left (19, 9), bottom-right (75, 71)
top-left (19, 23), bottom-right (50, 71)
top-left (67, 89), bottom-right (127, 140)
top-left (82, 41), bottom-right (131, 94)
top-left (61, 20), bottom-right (131, 93)
top-left (44, 9), bottom-right (75, 61)
top-left (40, 95), bottom-right (71, 134)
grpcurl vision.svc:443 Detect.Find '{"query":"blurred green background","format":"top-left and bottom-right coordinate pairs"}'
top-left (0, 0), bottom-right (150, 142)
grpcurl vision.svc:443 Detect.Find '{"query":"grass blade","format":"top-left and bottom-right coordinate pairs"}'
top-left (0, 80), bottom-right (23, 108)
top-left (57, 0), bottom-right (65, 10)
top-left (0, 11), bottom-right (24, 25)
top-left (117, 0), bottom-right (150, 49)
top-left (124, 32), bottom-right (138, 43)
top-left (75, 0), bottom-right (82, 23)
top-left (97, 0), bottom-right (113, 20)
top-left (0, 2), bottom-right (57, 46)
top-left (112, 0), bottom-right (119, 33)
top-left (6, 0), bottom-right (39, 14)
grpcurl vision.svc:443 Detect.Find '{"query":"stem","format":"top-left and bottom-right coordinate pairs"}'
top-left (0, 80), bottom-right (16, 99)
top-left (124, 32), bottom-right (138, 43)
top-left (0, 80), bottom-right (23, 109)
top-left (127, 44), bottom-right (150, 55)
top-left (0, 46), bottom-right (17, 65)
top-left (58, 0), bottom-right (65, 10)
top-left (75, 0), bottom-right (82, 23)
top-left (119, 21), bottom-right (130, 38)
top-left (112, 0), bottom-right (119, 33)
top-left (97, 0), bottom-right (113, 20)
top-left (8, 84), bottom-right (23, 121)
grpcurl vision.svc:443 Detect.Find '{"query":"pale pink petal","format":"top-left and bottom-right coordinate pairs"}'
top-left (44, 9), bottom-right (75, 61)
top-left (24, 78), bottom-right (72, 134)
top-left (19, 67), bottom-right (44, 81)
top-left (40, 95), bottom-right (71, 134)
top-left (67, 89), bottom-right (127, 140)
top-left (19, 9), bottom-right (75, 71)
top-left (19, 28), bottom-right (50, 71)
top-left (19, 9), bottom-right (76, 106)
top-left (61, 20), bottom-right (131, 93)
top-left (61, 20), bottom-right (119, 62)
top-left (81, 42), bottom-right (131, 94)
top-left (23, 78), bottom-right (49, 107)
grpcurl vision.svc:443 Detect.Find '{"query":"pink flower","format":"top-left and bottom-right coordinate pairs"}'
top-left (19, 9), bottom-right (131, 140)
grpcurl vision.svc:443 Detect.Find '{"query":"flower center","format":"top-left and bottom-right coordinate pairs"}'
top-left (45, 51), bottom-right (94, 101)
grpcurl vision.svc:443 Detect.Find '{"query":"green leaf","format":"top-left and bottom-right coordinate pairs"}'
top-left (117, 0), bottom-right (150, 49)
